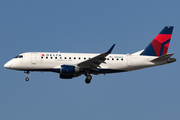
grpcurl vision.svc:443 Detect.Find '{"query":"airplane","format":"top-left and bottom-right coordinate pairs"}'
top-left (4, 26), bottom-right (176, 84)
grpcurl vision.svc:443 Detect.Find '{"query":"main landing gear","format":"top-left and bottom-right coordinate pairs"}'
top-left (85, 74), bottom-right (92, 84)
top-left (24, 71), bottom-right (30, 81)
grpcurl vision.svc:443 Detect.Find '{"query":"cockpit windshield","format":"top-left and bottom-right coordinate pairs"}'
top-left (14, 55), bottom-right (23, 58)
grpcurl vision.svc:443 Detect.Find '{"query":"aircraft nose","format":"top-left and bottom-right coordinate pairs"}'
top-left (4, 61), bottom-right (11, 69)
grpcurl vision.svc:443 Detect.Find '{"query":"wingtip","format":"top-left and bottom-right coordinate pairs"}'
top-left (106, 44), bottom-right (115, 54)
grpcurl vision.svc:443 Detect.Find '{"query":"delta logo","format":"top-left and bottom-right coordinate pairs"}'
top-left (41, 54), bottom-right (61, 57)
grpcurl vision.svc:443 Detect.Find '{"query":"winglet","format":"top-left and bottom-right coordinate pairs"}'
top-left (106, 44), bottom-right (115, 54)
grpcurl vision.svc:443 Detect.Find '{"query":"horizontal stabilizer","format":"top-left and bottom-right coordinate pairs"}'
top-left (151, 53), bottom-right (174, 62)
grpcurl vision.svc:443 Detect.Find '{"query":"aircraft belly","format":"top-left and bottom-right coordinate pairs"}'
top-left (98, 62), bottom-right (127, 74)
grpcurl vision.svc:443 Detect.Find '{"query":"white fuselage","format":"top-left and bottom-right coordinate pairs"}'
top-left (4, 26), bottom-right (176, 83)
top-left (4, 52), bottom-right (163, 73)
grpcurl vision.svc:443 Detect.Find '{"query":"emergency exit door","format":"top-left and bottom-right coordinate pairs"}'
top-left (127, 54), bottom-right (131, 67)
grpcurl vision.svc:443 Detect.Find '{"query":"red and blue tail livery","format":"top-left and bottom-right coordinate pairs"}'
top-left (141, 26), bottom-right (174, 56)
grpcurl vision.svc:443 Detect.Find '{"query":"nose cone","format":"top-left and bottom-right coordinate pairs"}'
top-left (4, 61), bottom-right (11, 69)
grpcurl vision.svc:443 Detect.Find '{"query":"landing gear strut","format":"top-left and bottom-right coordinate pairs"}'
top-left (24, 71), bottom-right (30, 81)
top-left (85, 74), bottom-right (92, 84)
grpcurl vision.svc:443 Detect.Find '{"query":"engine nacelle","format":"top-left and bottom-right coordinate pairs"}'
top-left (60, 74), bottom-right (74, 79)
top-left (60, 65), bottom-right (80, 79)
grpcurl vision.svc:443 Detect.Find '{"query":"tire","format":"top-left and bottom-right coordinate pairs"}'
top-left (85, 79), bottom-right (91, 84)
top-left (87, 75), bottom-right (92, 80)
top-left (25, 77), bottom-right (29, 81)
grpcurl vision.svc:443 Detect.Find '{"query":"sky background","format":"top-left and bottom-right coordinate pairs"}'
top-left (0, 0), bottom-right (179, 120)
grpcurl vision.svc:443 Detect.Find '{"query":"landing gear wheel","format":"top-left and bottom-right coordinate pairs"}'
top-left (85, 75), bottom-right (92, 84)
top-left (85, 79), bottom-right (91, 84)
top-left (24, 71), bottom-right (30, 81)
top-left (87, 75), bottom-right (92, 80)
top-left (25, 77), bottom-right (29, 81)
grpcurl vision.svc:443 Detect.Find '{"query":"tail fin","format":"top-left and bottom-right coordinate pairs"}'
top-left (140, 26), bottom-right (174, 56)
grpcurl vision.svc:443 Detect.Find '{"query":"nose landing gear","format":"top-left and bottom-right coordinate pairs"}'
top-left (24, 71), bottom-right (30, 81)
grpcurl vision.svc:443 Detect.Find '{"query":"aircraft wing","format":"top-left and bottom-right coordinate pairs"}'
top-left (77, 44), bottom-right (115, 71)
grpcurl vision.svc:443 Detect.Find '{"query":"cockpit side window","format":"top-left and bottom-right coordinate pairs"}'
top-left (14, 55), bottom-right (19, 58)
top-left (14, 55), bottom-right (23, 58)
top-left (19, 55), bottom-right (23, 58)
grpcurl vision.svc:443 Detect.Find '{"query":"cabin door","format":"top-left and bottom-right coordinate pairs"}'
top-left (127, 54), bottom-right (131, 67)
top-left (31, 53), bottom-right (37, 64)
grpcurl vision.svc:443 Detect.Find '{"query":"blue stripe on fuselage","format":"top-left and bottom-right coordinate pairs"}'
top-left (21, 68), bottom-right (127, 74)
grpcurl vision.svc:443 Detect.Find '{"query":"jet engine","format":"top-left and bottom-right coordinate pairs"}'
top-left (60, 65), bottom-right (79, 79)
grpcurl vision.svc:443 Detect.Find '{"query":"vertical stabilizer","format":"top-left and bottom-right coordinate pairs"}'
top-left (140, 26), bottom-right (174, 56)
